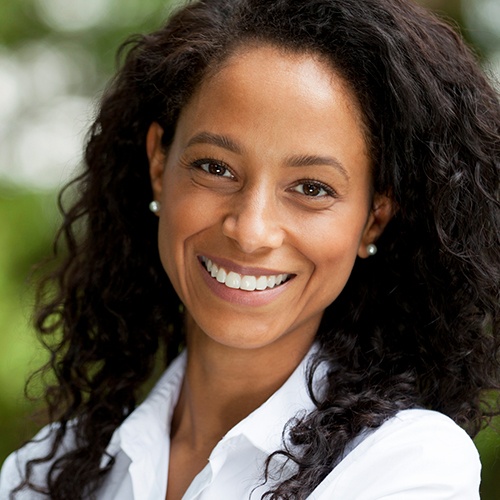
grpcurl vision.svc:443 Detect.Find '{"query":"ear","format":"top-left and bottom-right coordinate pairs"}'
top-left (147, 122), bottom-right (166, 204)
top-left (357, 193), bottom-right (395, 258)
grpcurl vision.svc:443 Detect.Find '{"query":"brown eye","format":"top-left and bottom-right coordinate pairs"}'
top-left (303, 183), bottom-right (322, 196)
top-left (208, 163), bottom-right (225, 175)
top-left (292, 181), bottom-right (333, 197)
top-left (196, 160), bottom-right (234, 178)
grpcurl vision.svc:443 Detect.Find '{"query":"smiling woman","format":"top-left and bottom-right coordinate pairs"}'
top-left (0, 0), bottom-right (499, 499)
top-left (147, 46), bottom-right (387, 354)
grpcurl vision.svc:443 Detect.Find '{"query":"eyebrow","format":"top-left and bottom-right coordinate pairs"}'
top-left (186, 132), bottom-right (243, 154)
top-left (186, 131), bottom-right (349, 180)
top-left (285, 154), bottom-right (350, 181)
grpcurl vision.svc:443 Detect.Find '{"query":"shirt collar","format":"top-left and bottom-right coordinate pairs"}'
top-left (107, 351), bottom-right (186, 456)
top-left (104, 343), bottom-right (323, 487)
top-left (104, 352), bottom-right (186, 499)
top-left (219, 343), bottom-right (323, 455)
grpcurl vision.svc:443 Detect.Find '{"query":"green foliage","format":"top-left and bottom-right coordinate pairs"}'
top-left (0, 189), bottom-right (56, 454)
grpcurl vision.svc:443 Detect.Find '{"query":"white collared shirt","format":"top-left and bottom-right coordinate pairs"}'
top-left (0, 349), bottom-right (481, 499)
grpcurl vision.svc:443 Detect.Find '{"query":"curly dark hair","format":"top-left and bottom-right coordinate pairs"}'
top-left (13, 0), bottom-right (500, 498)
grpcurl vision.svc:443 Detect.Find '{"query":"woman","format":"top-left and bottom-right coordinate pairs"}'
top-left (1, 0), bottom-right (499, 498)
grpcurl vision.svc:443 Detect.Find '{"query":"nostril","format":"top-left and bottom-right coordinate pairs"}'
top-left (221, 212), bottom-right (285, 253)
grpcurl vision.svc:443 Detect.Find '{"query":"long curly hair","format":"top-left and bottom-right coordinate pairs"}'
top-left (15, 0), bottom-right (500, 498)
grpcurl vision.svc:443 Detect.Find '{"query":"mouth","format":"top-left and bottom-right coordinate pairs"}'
top-left (200, 256), bottom-right (293, 292)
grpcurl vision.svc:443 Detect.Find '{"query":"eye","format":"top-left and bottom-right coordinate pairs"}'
top-left (193, 159), bottom-right (234, 178)
top-left (291, 180), bottom-right (336, 198)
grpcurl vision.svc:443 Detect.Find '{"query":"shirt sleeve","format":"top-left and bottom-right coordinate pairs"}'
top-left (308, 409), bottom-right (481, 500)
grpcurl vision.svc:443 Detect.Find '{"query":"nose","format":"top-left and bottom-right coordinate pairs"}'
top-left (222, 187), bottom-right (285, 254)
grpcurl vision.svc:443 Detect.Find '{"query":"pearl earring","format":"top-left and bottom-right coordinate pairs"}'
top-left (367, 243), bottom-right (377, 256)
top-left (149, 200), bottom-right (161, 213)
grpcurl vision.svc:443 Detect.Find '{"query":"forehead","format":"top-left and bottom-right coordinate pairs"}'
top-left (208, 44), bottom-right (360, 110)
top-left (178, 44), bottom-right (366, 142)
top-left (214, 45), bottom-right (336, 90)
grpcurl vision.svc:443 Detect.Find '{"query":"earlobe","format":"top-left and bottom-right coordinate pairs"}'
top-left (357, 194), bottom-right (395, 258)
top-left (147, 122), bottom-right (166, 201)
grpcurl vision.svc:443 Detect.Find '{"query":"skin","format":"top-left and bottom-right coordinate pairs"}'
top-left (147, 45), bottom-right (393, 500)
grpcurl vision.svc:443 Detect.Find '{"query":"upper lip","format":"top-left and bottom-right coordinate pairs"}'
top-left (199, 255), bottom-right (293, 277)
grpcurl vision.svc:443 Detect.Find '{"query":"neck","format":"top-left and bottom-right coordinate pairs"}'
top-left (170, 317), bottom-right (315, 451)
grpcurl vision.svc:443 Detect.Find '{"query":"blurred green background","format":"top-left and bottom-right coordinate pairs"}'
top-left (0, 0), bottom-right (499, 497)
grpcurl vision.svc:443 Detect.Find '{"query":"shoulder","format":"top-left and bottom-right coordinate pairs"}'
top-left (0, 355), bottom-right (186, 499)
top-left (0, 423), bottom-right (77, 499)
top-left (309, 409), bottom-right (481, 500)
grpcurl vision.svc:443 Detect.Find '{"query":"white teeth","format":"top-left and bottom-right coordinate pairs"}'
top-left (216, 267), bottom-right (226, 283)
top-left (207, 259), bottom-right (218, 277)
top-left (211, 264), bottom-right (218, 278)
top-left (240, 275), bottom-right (257, 291)
top-left (225, 271), bottom-right (241, 289)
top-left (201, 257), bottom-right (289, 292)
top-left (255, 276), bottom-right (268, 290)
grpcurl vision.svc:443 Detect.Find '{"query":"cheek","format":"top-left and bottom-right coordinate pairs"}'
top-left (300, 214), bottom-right (366, 297)
top-left (302, 208), bottom-right (367, 259)
top-left (156, 213), bottom-right (180, 288)
top-left (157, 184), bottom-right (216, 289)
top-left (157, 192), bottom-right (190, 285)
top-left (314, 237), bottom-right (359, 282)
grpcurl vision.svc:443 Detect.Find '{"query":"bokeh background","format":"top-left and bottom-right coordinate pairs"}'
top-left (0, 0), bottom-right (499, 497)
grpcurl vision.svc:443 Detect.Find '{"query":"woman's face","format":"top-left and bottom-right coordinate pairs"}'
top-left (149, 45), bottom-right (392, 353)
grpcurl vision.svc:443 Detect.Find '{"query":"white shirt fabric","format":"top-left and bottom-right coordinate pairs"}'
top-left (0, 349), bottom-right (481, 499)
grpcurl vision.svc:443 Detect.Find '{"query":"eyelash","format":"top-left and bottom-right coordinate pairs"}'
top-left (191, 158), bottom-right (234, 178)
top-left (291, 179), bottom-right (338, 198)
top-left (190, 158), bottom-right (337, 199)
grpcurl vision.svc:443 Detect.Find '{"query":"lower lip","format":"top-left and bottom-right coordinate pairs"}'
top-left (198, 260), bottom-right (292, 307)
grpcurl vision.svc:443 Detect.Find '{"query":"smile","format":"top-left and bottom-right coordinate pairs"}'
top-left (200, 256), bottom-right (291, 292)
